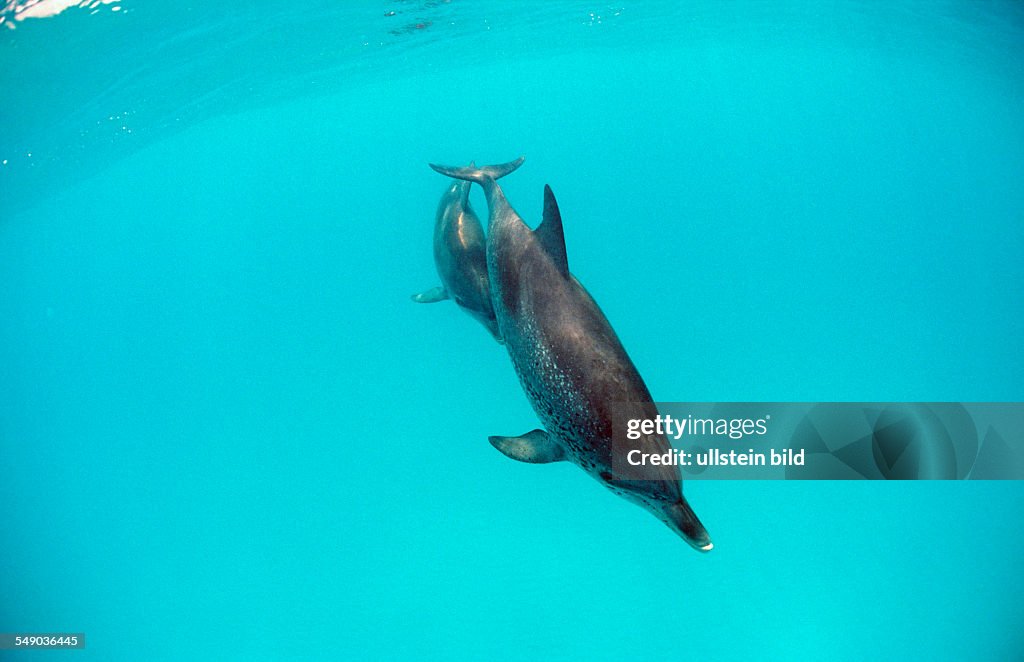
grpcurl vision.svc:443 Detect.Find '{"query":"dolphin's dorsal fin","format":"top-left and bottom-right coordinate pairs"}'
top-left (489, 429), bottom-right (565, 463)
top-left (535, 185), bottom-right (569, 278)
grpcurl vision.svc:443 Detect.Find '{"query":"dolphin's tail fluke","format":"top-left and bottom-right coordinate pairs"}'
top-left (429, 156), bottom-right (525, 183)
top-left (430, 157), bottom-right (524, 212)
top-left (664, 498), bottom-right (714, 553)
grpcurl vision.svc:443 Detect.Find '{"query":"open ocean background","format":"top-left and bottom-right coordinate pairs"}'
top-left (2, 1), bottom-right (1023, 659)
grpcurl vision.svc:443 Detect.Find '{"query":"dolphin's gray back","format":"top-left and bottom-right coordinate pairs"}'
top-left (430, 181), bottom-right (498, 338)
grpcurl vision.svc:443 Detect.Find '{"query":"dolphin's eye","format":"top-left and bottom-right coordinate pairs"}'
top-left (599, 471), bottom-right (614, 482)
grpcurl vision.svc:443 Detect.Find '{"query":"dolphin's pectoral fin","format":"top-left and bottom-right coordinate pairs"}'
top-left (411, 286), bottom-right (448, 303)
top-left (535, 185), bottom-right (569, 278)
top-left (488, 429), bottom-right (565, 463)
top-left (484, 321), bottom-right (505, 345)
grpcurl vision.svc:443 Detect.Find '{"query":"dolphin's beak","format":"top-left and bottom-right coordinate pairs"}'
top-left (662, 498), bottom-right (714, 552)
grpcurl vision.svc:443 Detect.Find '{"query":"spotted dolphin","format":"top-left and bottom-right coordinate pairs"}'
top-left (428, 159), bottom-right (712, 551)
top-left (412, 158), bottom-right (524, 342)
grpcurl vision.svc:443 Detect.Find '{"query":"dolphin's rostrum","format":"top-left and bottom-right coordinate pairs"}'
top-left (429, 158), bottom-right (712, 552)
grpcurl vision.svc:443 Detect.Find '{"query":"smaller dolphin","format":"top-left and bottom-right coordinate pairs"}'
top-left (412, 157), bottom-right (525, 342)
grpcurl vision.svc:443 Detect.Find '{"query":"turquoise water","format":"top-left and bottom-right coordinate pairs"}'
top-left (2, 1), bottom-right (1023, 659)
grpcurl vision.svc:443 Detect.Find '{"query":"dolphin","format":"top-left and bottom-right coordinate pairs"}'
top-left (428, 158), bottom-right (713, 552)
top-left (412, 158), bottom-right (524, 342)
